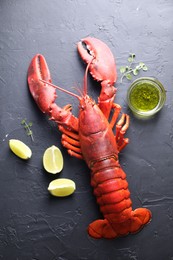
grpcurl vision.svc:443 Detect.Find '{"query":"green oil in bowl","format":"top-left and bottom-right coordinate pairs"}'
top-left (127, 77), bottom-right (166, 119)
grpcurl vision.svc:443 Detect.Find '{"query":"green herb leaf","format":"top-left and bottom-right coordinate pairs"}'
top-left (120, 53), bottom-right (148, 83)
top-left (21, 119), bottom-right (26, 125)
top-left (133, 69), bottom-right (139, 76)
top-left (139, 62), bottom-right (145, 67)
top-left (128, 57), bottom-right (133, 63)
top-left (125, 73), bottom-right (132, 80)
top-left (130, 53), bottom-right (136, 58)
top-left (120, 66), bottom-right (126, 73)
top-left (21, 118), bottom-right (34, 141)
top-left (142, 65), bottom-right (148, 71)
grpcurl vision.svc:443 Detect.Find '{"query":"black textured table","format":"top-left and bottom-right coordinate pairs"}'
top-left (0, 1), bottom-right (173, 259)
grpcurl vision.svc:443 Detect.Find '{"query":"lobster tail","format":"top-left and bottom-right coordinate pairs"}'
top-left (89, 165), bottom-right (152, 239)
top-left (88, 208), bottom-right (151, 239)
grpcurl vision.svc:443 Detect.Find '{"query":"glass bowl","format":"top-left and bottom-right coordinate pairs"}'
top-left (127, 77), bottom-right (166, 119)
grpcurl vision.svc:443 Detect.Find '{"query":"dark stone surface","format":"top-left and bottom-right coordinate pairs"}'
top-left (0, 0), bottom-right (173, 259)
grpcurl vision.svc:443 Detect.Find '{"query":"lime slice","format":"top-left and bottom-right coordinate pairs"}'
top-left (48, 178), bottom-right (76, 197)
top-left (43, 145), bottom-right (63, 174)
top-left (9, 139), bottom-right (32, 160)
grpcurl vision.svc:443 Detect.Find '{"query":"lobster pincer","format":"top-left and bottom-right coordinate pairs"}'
top-left (28, 54), bottom-right (79, 133)
top-left (77, 37), bottom-right (117, 119)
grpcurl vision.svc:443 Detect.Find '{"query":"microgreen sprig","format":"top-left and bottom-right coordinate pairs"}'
top-left (120, 53), bottom-right (148, 83)
top-left (21, 119), bottom-right (34, 141)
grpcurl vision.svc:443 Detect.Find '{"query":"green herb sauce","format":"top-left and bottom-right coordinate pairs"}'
top-left (129, 83), bottom-right (160, 111)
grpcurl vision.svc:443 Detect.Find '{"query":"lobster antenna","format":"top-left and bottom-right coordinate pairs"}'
top-left (40, 80), bottom-right (81, 101)
top-left (83, 58), bottom-right (94, 95)
top-left (71, 86), bottom-right (83, 97)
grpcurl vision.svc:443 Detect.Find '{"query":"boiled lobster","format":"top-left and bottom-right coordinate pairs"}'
top-left (27, 37), bottom-right (151, 239)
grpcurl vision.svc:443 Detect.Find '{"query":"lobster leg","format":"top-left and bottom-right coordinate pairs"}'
top-left (109, 104), bottom-right (129, 152)
top-left (109, 103), bottom-right (121, 129)
top-left (77, 37), bottom-right (117, 119)
top-left (59, 126), bottom-right (83, 159)
top-left (116, 114), bottom-right (130, 152)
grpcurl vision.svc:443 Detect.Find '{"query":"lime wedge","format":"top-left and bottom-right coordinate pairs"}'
top-left (48, 178), bottom-right (76, 197)
top-left (43, 145), bottom-right (63, 174)
top-left (9, 139), bottom-right (32, 160)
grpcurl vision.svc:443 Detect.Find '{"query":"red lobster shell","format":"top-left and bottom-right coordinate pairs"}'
top-left (27, 37), bottom-right (152, 239)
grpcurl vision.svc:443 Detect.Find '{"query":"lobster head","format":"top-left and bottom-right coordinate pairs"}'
top-left (78, 95), bottom-right (107, 136)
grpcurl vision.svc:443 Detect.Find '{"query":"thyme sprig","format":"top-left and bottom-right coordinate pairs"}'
top-left (21, 119), bottom-right (34, 141)
top-left (120, 53), bottom-right (148, 83)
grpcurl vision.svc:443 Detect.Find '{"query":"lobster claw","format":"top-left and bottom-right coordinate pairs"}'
top-left (77, 37), bottom-right (117, 119)
top-left (28, 54), bottom-right (56, 114)
top-left (27, 54), bottom-right (79, 133)
top-left (77, 37), bottom-right (117, 85)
